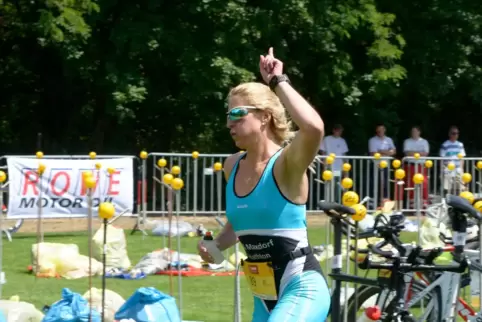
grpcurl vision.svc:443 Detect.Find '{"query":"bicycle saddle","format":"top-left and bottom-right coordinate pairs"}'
top-left (446, 194), bottom-right (481, 220)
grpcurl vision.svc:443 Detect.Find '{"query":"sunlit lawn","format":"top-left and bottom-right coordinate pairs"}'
top-left (2, 227), bottom-right (421, 321)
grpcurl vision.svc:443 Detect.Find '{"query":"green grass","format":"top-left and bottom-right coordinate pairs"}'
top-left (2, 228), bottom-right (419, 321)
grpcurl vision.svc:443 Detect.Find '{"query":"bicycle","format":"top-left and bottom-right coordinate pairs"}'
top-left (344, 195), bottom-right (482, 322)
top-left (410, 195), bottom-right (482, 321)
top-left (318, 201), bottom-right (467, 322)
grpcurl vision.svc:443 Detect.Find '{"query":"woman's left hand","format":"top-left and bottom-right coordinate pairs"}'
top-left (259, 47), bottom-right (284, 84)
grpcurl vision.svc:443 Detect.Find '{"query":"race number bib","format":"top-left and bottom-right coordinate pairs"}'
top-left (242, 260), bottom-right (277, 301)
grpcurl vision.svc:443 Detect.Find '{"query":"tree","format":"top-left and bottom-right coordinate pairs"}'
top-left (0, 0), bottom-right (480, 156)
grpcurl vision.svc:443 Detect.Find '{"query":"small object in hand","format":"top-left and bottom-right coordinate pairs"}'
top-left (196, 224), bottom-right (207, 237)
top-left (203, 231), bottom-right (214, 241)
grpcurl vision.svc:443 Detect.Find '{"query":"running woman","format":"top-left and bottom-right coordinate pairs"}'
top-left (197, 47), bottom-right (330, 322)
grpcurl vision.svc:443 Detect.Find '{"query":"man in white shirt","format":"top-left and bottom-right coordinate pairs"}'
top-left (368, 124), bottom-right (396, 157)
top-left (320, 124), bottom-right (349, 201)
top-left (320, 124), bottom-right (349, 173)
top-left (368, 124), bottom-right (396, 202)
top-left (403, 126), bottom-right (430, 205)
top-left (440, 126), bottom-right (466, 194)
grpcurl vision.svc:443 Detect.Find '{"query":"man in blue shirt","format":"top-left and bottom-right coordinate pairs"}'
top-left (440, 126), bottom-right (465, 195)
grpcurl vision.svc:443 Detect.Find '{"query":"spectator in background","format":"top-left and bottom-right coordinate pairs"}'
top-left (320, 124), bottom-right (349, 172)
top-left (369, 124), bottom-right (396, 157)
top-left (440, 126), bottom-right (466, 195)
top-left (368, 124), bottom-right (396, 201)
top-left (320, 124), bottom-right (349, 200)
top-left (403, 126), bottom-right (430, 206)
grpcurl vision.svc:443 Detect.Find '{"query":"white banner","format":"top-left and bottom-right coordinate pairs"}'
top-left (6, 157), bottom-right (134, 218)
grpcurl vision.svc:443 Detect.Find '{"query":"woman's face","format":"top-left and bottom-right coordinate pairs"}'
top-left (226, 96), bottom-right (265, 149)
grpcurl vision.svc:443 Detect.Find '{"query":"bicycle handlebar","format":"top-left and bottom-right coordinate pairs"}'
top-left (368, 243), bottom-right (396, 258)
top-left (317, 201), bottom-right (355, 219)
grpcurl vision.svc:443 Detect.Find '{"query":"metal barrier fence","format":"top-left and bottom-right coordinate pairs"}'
top-left (139, 153), bottom-right (482, 220)
top-left (1, 153), bottom-right (482, 220)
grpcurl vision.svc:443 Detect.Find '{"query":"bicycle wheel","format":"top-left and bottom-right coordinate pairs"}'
top-left (342, 281), bottom-right (442, 321)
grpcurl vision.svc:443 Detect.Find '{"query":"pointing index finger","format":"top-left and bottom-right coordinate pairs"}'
top-left (268, 47), bottom-right (274, 57)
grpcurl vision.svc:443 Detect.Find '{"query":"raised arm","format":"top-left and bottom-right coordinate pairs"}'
top-left (276, 82), bottom-right (324, 175)
top-left (259, 48), bottom-right (323, 181)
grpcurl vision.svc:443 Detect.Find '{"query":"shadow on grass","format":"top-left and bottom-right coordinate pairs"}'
top-left (11, 231), bottom-right (90, 239)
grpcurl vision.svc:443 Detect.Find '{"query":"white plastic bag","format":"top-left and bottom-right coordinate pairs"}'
top-left (419, 218), bottom-right (444, 249)
top-left (0, 300), bottom-right (44, 322)
top-left (92, 225), bottom-right (131, 270)
top-left (31, 243), bottom-right (102, 278)
top-left (151, 220), bottom-right (193, 237)
top-left (83, 288), bottom-right (125, 322)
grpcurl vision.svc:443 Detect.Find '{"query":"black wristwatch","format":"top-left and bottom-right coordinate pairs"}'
top-left (269, 74), bottom-right (291, 91)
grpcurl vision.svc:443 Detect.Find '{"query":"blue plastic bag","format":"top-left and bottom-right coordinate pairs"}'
top-left (114, 287), bottom-right (181, 322)
top-left (42, 288), bottom-right (101, 322)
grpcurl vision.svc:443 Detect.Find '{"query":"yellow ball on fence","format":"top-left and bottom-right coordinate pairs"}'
top-left (82, 171), bottom-right (92, 180)
top-left (473, 201), bottom-right (482, 212)
top-left (0, 171), bottom-right (6, 183)
top-left (171, 165), bottom-right (181, 175)
top-left (477, 161), bottom-right (482, 170)
top-left (425, 160), bottom-right (433, 168)
top-left (98, 202), bottom-right (115, 220)
top-left (462, 173), bottom-right (472, 184)
top-left (192, 151), bottom-right (200, 159)
top-left (395, 169), bottom-right (406, 180)
top-left (322, 170), bottom-right (333, 181)
top-left (107, 167), bottom-right (115, 175)
top-left (95, 163), bottom-right (102, 170)
top-left (157, 158), bottom-right (167, 168)
top-left (213, 162), bottom-right (223, 172)
top-left (374, 153), bottom-right (381, 160)
top-left (342, 163), bottom-right (351, 172)
top-left (341, 178), bottom-right (353, 189)
top-left (414, 153), bottom-right (420, 160)
top-left (36, 151), bottom-right (44, 159)
top-left (447, 162), bottom-right (456, 171)
top-left (89, 152), bottom-right (97, 159)
top-left (84, 176), bottom-right (96, 189)
top-left (171, 178), bottom-right (184, 190)
top-left (351, 204), bottom-right (367, 222)
top-left (140, 151), bottom-right (148, 160)
top-left (38, 163), bottom-right (46, 175)
top-left (163, 173), bottom-right (174, 185)
top-left (392, 160), bottom-right (401, 169)
top-left (459, 191), bottom-right (474, 204)
top-left (413, 173), bottom-right (424, 185)
top-left (457, 153), bottom-right (464, 159)
top-left (342, 191), bottom-right (359, 207)
top-left (329, 153), bottom-right (336, 159)
top-left (325, 156), bottom-right (334, 165)
top-left (379, 160), bottom-right (388, 169)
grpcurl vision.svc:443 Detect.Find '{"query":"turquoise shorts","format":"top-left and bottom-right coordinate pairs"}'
top-left (251, 271), bottom-right (331, 322)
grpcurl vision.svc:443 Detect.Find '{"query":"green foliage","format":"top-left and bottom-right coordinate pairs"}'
top-left (0, 0), bottom-right (481, 155)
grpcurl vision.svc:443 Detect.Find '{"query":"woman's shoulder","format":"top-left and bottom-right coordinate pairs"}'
top-left (223, 152), bottom-right (245, 180)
